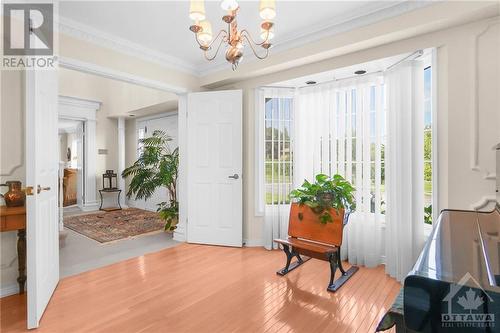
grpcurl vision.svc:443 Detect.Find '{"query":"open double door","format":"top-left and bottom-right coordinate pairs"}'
top-left (24, 68), bottom-right (242, 328)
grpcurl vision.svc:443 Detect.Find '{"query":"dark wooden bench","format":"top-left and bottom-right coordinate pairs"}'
top-left (274, 203), bottom-right (359, 292)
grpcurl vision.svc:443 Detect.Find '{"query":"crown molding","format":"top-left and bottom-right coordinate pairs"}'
top-left (58, 16), bottom-right (200, 76)
top-left (59, 56), bottom-right (188, 94)
top-left (59, 95), bottom-right (101, 112)
top-left (197, 1), bottom-right (432, 76)
top-left (58, 1), bottom-right (431, 78)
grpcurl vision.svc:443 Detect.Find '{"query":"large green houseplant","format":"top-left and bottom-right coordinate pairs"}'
top-left (290, 174), bottom-right (356, 224)
top-left (122, 130), bottom-right (179, 231)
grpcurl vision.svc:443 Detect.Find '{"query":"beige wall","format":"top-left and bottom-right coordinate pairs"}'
top-left (59, 67), bottom-right (176, 202)
top-left (0, 70), bottom-right (26, 295)
top-left (60, 34), bottom-right (200, 94)
top-left (0, 65), bottom-right (184, 296)
top-left (217, 17), bottom-right (500, 245)
top-left (59, 133), bottom-right (68, 162)
top-left (1, 2), bottom-right (499, 294)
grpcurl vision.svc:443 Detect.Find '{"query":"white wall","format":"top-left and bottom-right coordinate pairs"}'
top-left (217, 17), bottom-right (500, 246)
top-left (124, 112), bottom-right (178, 210)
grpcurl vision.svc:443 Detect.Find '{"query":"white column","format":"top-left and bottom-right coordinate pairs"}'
top-left (174, 94), bottom-right (187, 242)
top-left (83, 119), bottom-right (98, 210)
top-left (117, 117), bottom-right (127, 208)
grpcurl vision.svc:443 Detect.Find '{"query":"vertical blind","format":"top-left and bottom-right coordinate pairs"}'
top-left (294, 75), bottom-right (386, 266)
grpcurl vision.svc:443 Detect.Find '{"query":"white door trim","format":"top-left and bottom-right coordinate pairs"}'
top-left (58, 95), bottom-right (100, 212)
top-left (174, 95), bottom-right (188, 242)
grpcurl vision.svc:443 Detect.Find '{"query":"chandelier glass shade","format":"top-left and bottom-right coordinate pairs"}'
top-left (189, 0), bottom-right (276, 70)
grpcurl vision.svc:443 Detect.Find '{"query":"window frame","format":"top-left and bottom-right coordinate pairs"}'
top-left (255, 88), bottom-right (296, 216)
top-left (422, 50), bottom-right (438, 234)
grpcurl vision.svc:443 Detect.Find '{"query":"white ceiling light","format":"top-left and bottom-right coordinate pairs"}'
top-left (259, 0), bottom-right (276, 20)
top-left (189, 0), bottom-right (275, 70)
top-left (220, 0), bottom-right (238, 11)
top-left (189, 0), bottom-right (206, 21)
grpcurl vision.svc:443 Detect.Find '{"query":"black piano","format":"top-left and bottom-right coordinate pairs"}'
top-left (378, 206), bottom-right (500, 332)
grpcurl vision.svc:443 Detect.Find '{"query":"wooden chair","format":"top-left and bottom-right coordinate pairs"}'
top-left (274, 203), bottom-right (359, 292)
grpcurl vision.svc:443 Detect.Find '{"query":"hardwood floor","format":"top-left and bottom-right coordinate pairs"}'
top-left (0, 243), bottom-right (400, 333)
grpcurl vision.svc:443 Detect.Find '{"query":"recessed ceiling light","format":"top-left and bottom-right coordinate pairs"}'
top-left (354, 70), bottom-right (367, 75)
top-left (305, 80), bottom-right (317, 85)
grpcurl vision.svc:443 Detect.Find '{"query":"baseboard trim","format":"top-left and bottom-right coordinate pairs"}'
top-left (173, 229), bottom-right (186, 242)
top-left (81, 202), bottom-right (100, 212)
top-left (243, 239), bottom-right (264, 247)
top-left (0, 284), bottom-right (19, 298)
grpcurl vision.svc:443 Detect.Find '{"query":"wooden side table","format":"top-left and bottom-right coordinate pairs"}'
top-left (0, 206), bottom-right (26, 294)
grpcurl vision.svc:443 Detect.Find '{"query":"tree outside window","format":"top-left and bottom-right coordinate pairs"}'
top-left (264, 97), bottom-right (293, 205)
top-left (423, 66), bottom-right (433, 224)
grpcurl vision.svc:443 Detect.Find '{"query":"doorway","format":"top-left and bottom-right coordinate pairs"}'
top-left (58, 118), bottom-right (84, 212)
top-left (131, 113), bottom-right (179, 212)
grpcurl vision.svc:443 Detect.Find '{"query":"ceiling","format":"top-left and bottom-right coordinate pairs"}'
top-left (59, 1), bottom-right (423, 75)
top-left (273, 52), bottom-right (411, 88)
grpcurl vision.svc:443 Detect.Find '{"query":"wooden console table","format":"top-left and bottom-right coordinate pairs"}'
top-left (0, 206), bottom-right (26, 294)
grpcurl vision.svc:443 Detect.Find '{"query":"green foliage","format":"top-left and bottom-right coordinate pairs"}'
top-left (424, 129), bottom-right (432, 160)
top-left (122, 130), bottom-right (179, 231)
top-left (290, 174), bottom-right (356, 224)
top-left (158, 201), bottom-right (178, 231)
top-left (424, 130), bottom-right (432, 182)
top-left (424, 204), bottom-right (432, 225)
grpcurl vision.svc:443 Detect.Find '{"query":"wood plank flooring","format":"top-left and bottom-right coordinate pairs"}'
top-left (0, 243), bottom-right (400, 333)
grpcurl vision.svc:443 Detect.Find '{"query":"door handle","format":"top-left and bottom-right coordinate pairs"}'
top-left (37, 185), bottom-right (51, 194)
top-left (228, 174), bottom-right (239, 180)
top-left (24, 186), bottom-right (35, 196)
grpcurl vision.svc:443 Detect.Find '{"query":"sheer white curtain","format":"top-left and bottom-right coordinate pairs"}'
top-left (295, 75), bottom-right (386, 268)
top-left (384, 61), bottom-right (426, 281)
top-left (262, 59), bottom-right (428, 279)
top-left (257, 87), bottom-right (295, 250)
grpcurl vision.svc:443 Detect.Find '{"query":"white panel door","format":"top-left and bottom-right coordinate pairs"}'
top-left (187, 90), bottom-right (242, 247)
top-left (25, 69), bottom-right (60, 328)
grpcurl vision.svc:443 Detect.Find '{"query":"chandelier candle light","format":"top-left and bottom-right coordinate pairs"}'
top-left (189, 0), bottom-right (276, 70)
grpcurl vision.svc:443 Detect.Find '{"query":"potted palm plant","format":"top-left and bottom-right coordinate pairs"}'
top-left (290, 174), bottom-right (356, 224)
top-left (122, 130), bottom-right (179, 231)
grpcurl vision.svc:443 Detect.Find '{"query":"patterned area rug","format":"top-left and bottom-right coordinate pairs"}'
top-left (64, 208), bottom-right (165, 243)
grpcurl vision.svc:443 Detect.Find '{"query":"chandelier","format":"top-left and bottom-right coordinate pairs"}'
top-left (189, 0), bottom-right (276, 70)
